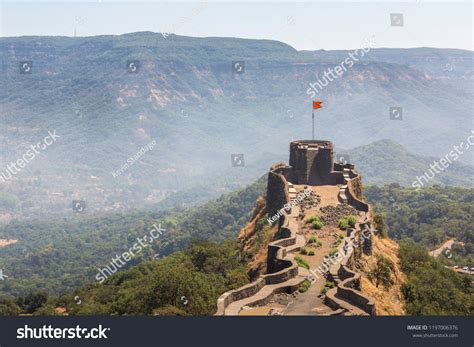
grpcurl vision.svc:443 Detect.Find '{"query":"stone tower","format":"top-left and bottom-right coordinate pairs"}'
top-left (288, 140), bottom-right (336, 185)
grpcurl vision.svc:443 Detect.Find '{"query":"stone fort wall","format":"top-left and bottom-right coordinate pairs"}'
top-left (324, 215), bottom-right (376, 315)
top-left (216, 140), bottom-right (375, 315)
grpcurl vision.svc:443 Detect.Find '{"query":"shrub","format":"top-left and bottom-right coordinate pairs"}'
top-left (325, 280), bottom-right (335, 289)
top-left (294, 256), bottom-right (310, 269)
top-left (308, 236), bottom-right (322, 247)
top-left (347, 215), bottom-right (357, 227)
top-left (338, 215), bottom-right (357, 230)
top-left (312, 220), bottom-right (324, 230)
top-left (298, 280), bottom-right (311, 293)
top-left (308, 250), bottom-right (315, 256)
top-left (320, 281), bottom-right (336, 295)
top-left (338, 219), bottom-right (350, 230)
top-left (329, 248), bottom-right (338, 257)
top-left (306, 216), bottom-right (324, 230)
top-left (300, 248), bottom-right (308, 255)
top-left (335, 237), bottom-right (343, 246)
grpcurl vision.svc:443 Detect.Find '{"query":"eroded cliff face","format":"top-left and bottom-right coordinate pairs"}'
top-left (237, 197), bottom-right (278, 280)
top-left (359, 235), bottom-right (406, 315)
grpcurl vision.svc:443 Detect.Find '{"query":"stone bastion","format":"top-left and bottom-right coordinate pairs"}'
top-left (216, 140), bottom-right (375, 316)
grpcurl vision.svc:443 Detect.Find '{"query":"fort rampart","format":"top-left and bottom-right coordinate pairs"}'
top-left (216, 140), bottom-right (375, 315)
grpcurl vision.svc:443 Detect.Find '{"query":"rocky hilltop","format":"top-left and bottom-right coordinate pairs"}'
top-left (217, 140), bottom-right (405, 315)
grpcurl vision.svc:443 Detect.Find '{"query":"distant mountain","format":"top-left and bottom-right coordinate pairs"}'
top-left (0, 32), bottom-right (472, 215)
top-left (339, 140), bottom-right (474, 187)
top-left (152, 139), bottom-right (472, 212)
top-left (308, 47), bottom-right (473, 90)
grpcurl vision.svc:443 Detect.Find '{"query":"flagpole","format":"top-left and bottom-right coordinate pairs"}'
top-left (311, 100), bottom-right (322, 140)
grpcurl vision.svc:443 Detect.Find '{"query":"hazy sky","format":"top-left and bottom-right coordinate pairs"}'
top-left (1, 1), bottom-right (472, 50)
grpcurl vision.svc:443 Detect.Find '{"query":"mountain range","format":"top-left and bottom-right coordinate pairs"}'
top-left (0, 32), bottom-right (472, 216)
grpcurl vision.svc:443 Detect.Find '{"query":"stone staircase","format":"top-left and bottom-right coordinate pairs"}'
top-left (288, 182), bottom-right (298, 201)
top-left (337, 168), bottom-right (352, 203)
top-left (216, 184), bottom-right (306, 316)
top-left (323, 218), bottom-right (376, 316)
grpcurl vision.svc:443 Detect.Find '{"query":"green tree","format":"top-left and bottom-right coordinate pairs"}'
top-left (368, 255), bottom-right (395, 289)
top-left (16, 291), bottom-right (48, 314)
top-left (399, 243), bottom-right (473, 315)
top-left (373, 213), bottom-right (386, 237)
top-left (0, 298), bottom-right (21, 315)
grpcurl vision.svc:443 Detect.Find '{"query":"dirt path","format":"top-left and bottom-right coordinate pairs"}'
top-left (282, 274), bottom-right (331, 315)
top-left (0, 239), bottom-right (17, 247)
top-left (282, 225), bottom-right (340, 315)
top-left (430, 239), bottom-right (455, 258)
top-left (295, 184), bottom-right (340, 207)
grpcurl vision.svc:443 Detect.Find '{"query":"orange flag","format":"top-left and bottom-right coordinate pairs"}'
top-left (313, 100), bottom-right (323, 109)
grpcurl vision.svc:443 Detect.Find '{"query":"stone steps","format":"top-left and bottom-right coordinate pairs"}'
top-left (220, 186), bottom-right (306, 315)
top-left (338, 185), bottom-right (348, 202)
top-left (285, 219), bottom-right (305, 253)
top-left (322, 221), bottom-right (376, 316)
top-left (288, 182), bottom-right (298, 201)
top-left (224, 273), bottom-right (307, 315)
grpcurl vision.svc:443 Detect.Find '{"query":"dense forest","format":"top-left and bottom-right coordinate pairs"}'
top-left (399, 242), bottom-right (473, 315)
top-left (0, 176), bottom-right (266, 297)
top-left (0, 241), bottom-right (248, 316)
top-left (365, 184), bottom-right (473, 266)
top-left (1, 178), bottom-right (473, 316)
